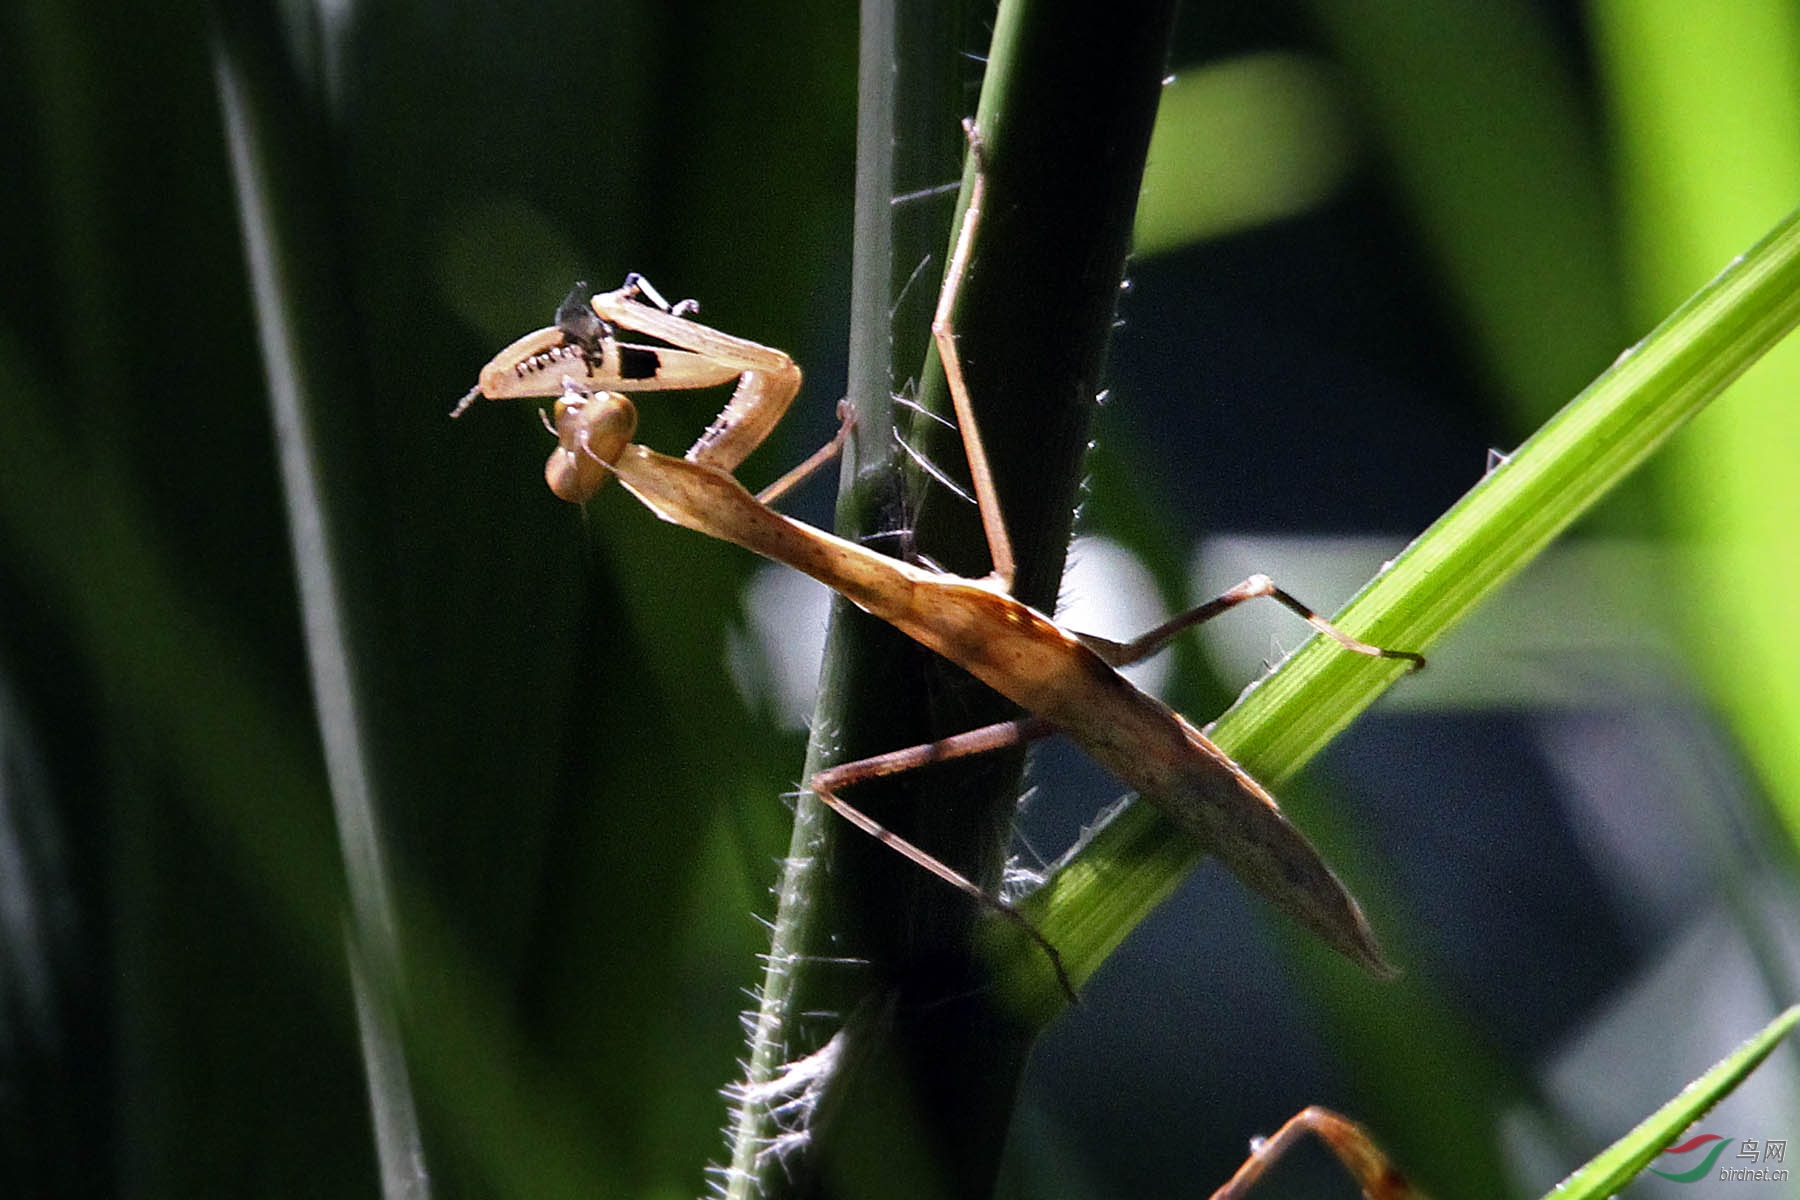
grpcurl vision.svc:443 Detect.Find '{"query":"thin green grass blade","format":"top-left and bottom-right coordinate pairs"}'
top-left (998, 198), bottom-right (1800, 1010)
top-left (211, 32), bottom-right (427, 1197)
top-left (0, 328), bottom-right (624, 1198)
top-left (1546, 1005), bottom-right (1800, 1198)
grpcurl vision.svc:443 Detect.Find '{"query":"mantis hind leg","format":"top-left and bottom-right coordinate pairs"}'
top-left (807, 715), bottom-right (1075, 999)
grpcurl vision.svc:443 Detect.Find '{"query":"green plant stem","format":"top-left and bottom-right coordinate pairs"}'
top-left (999, 197), bottom-right (1800, 1008)
top-left (723, 3), bottom-right (1177, 1197)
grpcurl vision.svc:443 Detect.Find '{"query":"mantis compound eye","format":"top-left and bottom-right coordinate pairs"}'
top-left (544, 390), bottom-right (637, 504)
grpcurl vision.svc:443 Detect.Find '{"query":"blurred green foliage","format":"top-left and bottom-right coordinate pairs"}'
top-left (4, 1), bottom-right (1800, 1198)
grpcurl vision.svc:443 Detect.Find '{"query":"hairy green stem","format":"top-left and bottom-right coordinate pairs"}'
top-left (723, 3), bottom-right (1177, 1197)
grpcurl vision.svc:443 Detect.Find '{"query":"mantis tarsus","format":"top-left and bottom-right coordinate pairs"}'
top-left (456, 124), bottom-right (1426, 1200)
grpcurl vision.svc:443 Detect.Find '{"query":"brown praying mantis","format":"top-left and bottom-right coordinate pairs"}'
top-left (455, 127), bottom-right (1427, 1200)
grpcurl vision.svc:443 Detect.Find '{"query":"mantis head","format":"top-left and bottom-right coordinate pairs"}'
top-left (544, 386), bottom-right (637, 504)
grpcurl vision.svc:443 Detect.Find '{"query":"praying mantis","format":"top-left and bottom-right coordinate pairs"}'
top-left (455, 127), bottom-right (1425, 1200)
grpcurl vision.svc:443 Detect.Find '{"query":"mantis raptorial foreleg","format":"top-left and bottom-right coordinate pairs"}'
top-left (577, 274), bottom-right (854, 505)
top-left (587, 275), bottom-right (805, 476)
top-left (453, 273), bottom-right (804, 500)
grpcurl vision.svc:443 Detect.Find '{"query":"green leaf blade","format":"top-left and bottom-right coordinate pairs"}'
top-left (1546, 1005), bottom-right (1800, 1199)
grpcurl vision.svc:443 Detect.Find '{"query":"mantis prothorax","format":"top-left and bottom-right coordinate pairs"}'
top-left (455, 123), bottom-right (1428, 1200)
